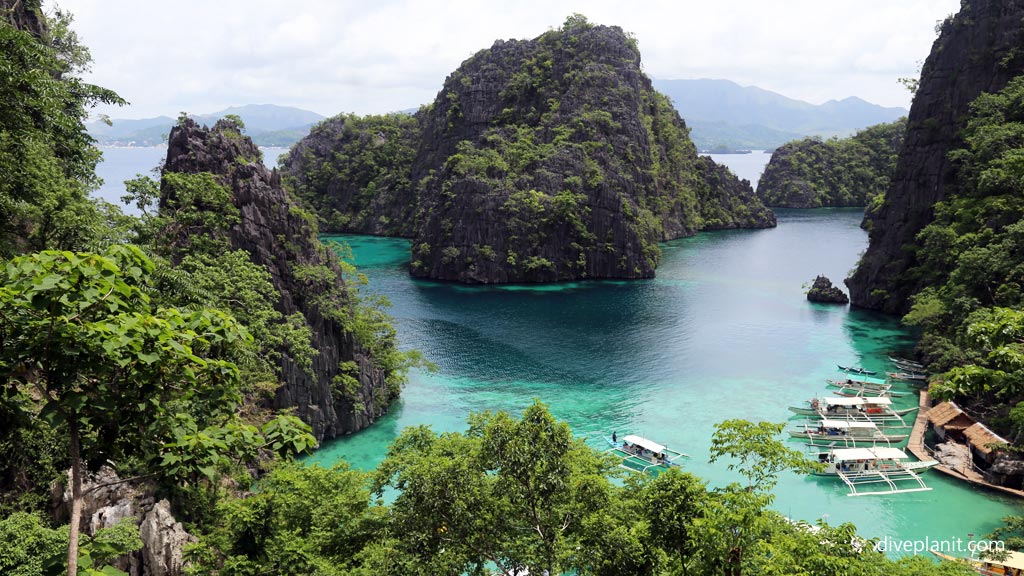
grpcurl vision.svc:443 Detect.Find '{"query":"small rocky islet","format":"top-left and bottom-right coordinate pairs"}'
top-left (806, 275), bottom-right (849, 304)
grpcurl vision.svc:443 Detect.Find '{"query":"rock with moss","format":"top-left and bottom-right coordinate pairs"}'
top-left (806, 275), bottom-right (849, 304)
top-left (162, 118), bottom-right (399, 441)
top-left (283, 17), bottom-right (775, 283)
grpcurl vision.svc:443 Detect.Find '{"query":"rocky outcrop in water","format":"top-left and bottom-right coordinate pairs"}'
top-left (162, 118), bottom-right (397, 441)
top-left (757, 119), bottom-right (905, 209)
top-left (806, 275), bottom-right (848, 304)
top-left (283, 19), bottom-right (774, 283)
top-left (846, 0), bottom-right (1024, 313)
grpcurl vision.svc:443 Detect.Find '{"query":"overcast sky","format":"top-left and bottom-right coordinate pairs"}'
top-left (58, 0), bottom-right (961, 120)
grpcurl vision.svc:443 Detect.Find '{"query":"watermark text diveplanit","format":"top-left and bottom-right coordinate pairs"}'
top-left (874, 536), bottom-right (1005, 555)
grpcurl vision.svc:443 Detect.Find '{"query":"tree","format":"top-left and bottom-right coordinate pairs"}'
top-left (636, 468), bottom-right (707, 575)
top-left (704, 420), bottom-right (822, 576)
top-left (709, 419), bottom-right (821, 492)
top-left (187, 462), bottom-right (383, 576)
top-left (0, 246), bottom-right (250, 576)
top-left (0, 4), bottom-right (125, 256)
top-left (373, 400), bottom-right (617, 575)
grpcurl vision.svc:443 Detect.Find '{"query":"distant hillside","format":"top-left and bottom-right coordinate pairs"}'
top-left (87, 104), bottom-right (325, 147)
top-left (652, 78), bottom-right (906, 151)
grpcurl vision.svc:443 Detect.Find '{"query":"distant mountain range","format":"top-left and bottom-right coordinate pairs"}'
top-left (90, 82), bottom-right (905, 153)
top-left (652, 79), bottom-right (907, 152)
top-left (87, 104), bottom-right (325, 147)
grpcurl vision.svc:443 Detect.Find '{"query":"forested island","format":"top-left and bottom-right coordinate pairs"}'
top-left (756, 119), bottom-right (904, 210)
top-left (282, 18), bottom-right (775, 284)
top-left (3, 0), bottom-right (1024, 574)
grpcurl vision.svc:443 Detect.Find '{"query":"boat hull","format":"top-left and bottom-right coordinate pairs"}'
top-left (790, 430), bottom-right (908, 444)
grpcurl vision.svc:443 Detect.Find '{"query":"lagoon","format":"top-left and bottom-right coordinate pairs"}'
top-left (314, 209), bottom-right (1020, 554)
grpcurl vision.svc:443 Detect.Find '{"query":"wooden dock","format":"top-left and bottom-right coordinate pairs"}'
top-left (908, 389), bottom-right (1024, 499)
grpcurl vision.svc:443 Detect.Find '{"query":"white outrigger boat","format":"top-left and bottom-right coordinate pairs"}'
top-left (788, 396), bottom-right (917, 424)
top-left (789, 419), bottom-right (909, 445)
top-left (604, 434), bottom-right (688, 473)
top-left (812, 446), bottom-right (938, 496)
top-left (826, 374), bottom-right (910, 398)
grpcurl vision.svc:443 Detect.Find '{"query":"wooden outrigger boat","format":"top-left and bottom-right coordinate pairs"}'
top-left (889, 356), bottom-right (925, 371)
top-left (789, 419), bottom-right (909, 445)
top-left (887, 370), bottom-right (929, 382)
top-left (825, 373), bottom-right (905, 396)
top-left (604, 434), bottom-right (688, 473)
top-left (837, 364), bottom-right (877, 375)
top-left (811, 446), bottom-right (938, 496)
top-left (789, 396), bottom-right (917, 424)
top-left (932, 550), bottom-right (1024, 575)
top-left (828, 380), bottom-right (910, 398)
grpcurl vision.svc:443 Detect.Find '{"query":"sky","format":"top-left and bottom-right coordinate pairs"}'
top-left (58, 0), bottom-right (962, 120)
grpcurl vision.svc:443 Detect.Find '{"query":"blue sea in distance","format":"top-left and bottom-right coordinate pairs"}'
top-left (90, 146), bottom-right (288, 214)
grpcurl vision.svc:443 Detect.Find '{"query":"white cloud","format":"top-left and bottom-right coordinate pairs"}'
top-left (57, 0), bottom-right (960, 119)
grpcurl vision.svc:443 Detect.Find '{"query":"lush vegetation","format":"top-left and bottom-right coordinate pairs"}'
top-left (757, 119), bottom-right (905, 210)
top-left (281, 113), bottom-right (420, 236)
top-left (0, 2), bottom-right (124, 256)
top-left (899, 77), bottom-right (1024, 431)
top-left (170, 403), bottom-right (970, 576)
top-left (0, 4), bottom-right (411, 575)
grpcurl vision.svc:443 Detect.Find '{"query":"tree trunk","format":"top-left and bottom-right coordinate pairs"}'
top-left (67, 419), bottom-right (81, 576)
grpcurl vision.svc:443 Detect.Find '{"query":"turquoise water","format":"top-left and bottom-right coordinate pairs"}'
top-left (313, 208), bottom-right (1022, 552)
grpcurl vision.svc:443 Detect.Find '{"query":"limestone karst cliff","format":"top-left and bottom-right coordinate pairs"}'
top-left (283, 18), bottom-right (775, 283)
top-left (162, 118), bottom-right (399, 441)
top-left (846, 0), bottom-right (1024, 313)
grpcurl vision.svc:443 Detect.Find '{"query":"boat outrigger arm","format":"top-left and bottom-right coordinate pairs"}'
top-left (604, 434), bottom-right (689, 473)
top-left (826, 447), bottom-right (933, 496)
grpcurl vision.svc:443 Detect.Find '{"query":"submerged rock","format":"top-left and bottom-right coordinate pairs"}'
top-left (806, 275), bottom-right (849, 304)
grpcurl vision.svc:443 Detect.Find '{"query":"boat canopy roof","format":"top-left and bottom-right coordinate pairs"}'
top-left (622, 435), bottom-right (665, 453)
top-left (820, 420), bottom-right (878, 429)
top-left (831, 447), bottom-right (909, 461)
top-left (837, 373), bottom-right (888, 386)
top-left (822, 396), bottom-right (892, 406)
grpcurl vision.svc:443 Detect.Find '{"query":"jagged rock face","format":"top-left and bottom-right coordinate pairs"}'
top-left (162, 119), bottom-right (394, 441)
top-left (696, 156), bottom-right (776, 230)
top-left (2, 0), bottom-right (46, 38)
top-left (806, 275), bottom-right (849, 304)
top-left (53, 467), bottom-right (191, 576)
top-left (139, 500), bottom-right (195, 576)
top-left (408, 24), bottom-right (773, 283)
top-left (846, 0), bottom-right (1024, 313)
top-left (284, 23), bottom-right (774, 284)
